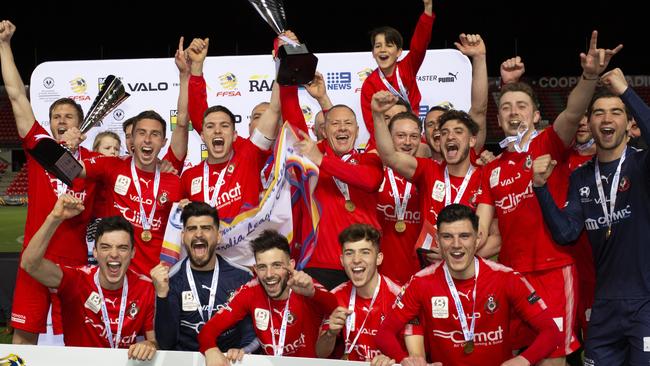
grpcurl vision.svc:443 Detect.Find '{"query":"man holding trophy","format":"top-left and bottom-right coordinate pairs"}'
top-left (0, 20), bottom-right (114, 345)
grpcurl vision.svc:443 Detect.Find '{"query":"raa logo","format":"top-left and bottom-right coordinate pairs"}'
top-left (0, 354), bottom-right (26, 366)
top-left (70, 77), bottom-right (87, 94)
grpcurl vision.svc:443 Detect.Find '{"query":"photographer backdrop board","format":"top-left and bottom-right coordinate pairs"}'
top-left (29, 49), bottom-right (471, 169)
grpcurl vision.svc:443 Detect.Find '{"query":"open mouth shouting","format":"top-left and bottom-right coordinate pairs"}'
top-left (448, 250), bottom-right (466, 264)
top-left (141, 146), bottom-right (154, 160)
top-left (106, 260), bottom-right (122, 278)
top-left (349, 266), bottom-right (367, 282)
top-left (599, 126), bottom-right (616, 142)
top-left (56, 127), bottom-right (68, 138)
top-left (445, 141), bottom-right (460, 160)
top-left (191, 239), bottom-right (209, 257)
top-left (508, 119), bottom-right (523, 131)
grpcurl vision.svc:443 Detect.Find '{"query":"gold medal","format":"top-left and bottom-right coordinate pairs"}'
top-left (141, 230), bottom-right (152, 242)
top-left (463, 340), bottom-right (474, 354)
top-left (394, 220), bottom-right (406, 233)
top-left (345, 200), bottom-right (356, 212)
top-left (341, 353), bottom-right (349, 360)
top-left (606, 226), bottom-right (612, 239)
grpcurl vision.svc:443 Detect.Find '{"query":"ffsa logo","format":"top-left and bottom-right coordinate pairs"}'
top-left (217, 73), bottom-right (241, 97)
top-left (326, 72), bottom-right (352, 90)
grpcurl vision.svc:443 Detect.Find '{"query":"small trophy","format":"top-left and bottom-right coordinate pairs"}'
top-left (80, 75), bottom-right (130, 133)
top-left (28, 75), bottom-right (130, 186)
top-left (247, 0), bottom-right (318, 85)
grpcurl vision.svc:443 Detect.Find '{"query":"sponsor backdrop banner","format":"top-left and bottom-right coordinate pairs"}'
top-left (30, 49), bottom-right (471, 168)
top-left (0, 344), bottom-right (366, 366)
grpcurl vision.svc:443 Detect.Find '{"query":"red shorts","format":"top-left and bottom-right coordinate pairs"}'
top-left (10, 254), bottom-right (85, 334)
top-left (510, 264), bottom-right (581, 357)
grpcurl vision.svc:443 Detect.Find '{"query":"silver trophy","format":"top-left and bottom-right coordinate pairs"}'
top-left (81, 75), bottom-right (130, 133)
top-left (247, 0), bottom-right (318, 85)
top-left (28, 75), bottom-right (130, 186)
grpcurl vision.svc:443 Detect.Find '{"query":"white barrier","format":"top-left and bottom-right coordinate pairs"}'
top-left (0, 344), bottom-right (369, 365)
top-left (29, 49), bottom-right (471, 169)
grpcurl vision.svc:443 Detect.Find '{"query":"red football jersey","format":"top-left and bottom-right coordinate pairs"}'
top-left (325, 276), bottom-right (422, 361)
top-left (375, 168), bottom-right (421, 284)
top-left (57, 266), bottom-right (155, 348)
top-left (22, 122), bottom-right (97, 264)
top-left (180, 138), bottom-right (268, 221)
top-left (477, 127), bottom-right (573, 273)
top-left (308, 147), bottom-right (383, 270)
top-left (391, 258), bottom-right (547, 365)
top-left (412, 158), bottom-right (483, 225)
top-left (198, 279), bottom-right (337, 357)
top-left (91, 149), bottom-right (183, 220)
top-left (84, 155), bottom-right (182, 274)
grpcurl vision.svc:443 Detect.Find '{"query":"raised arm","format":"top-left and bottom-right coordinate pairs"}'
top-left (602, 68), bottom-right (650, 150)
top-left (255, 73), bottom-right (281, 141)
top-left (0, 20), bottom-right (36, 138)
top-left (305, 71), bottom-right (334, 112)
top-left (187, 37), bottom-right (210, 134)
top-left (500, 56), bottom-right (525, 85)
top-left (20, 195), bottom-right (85, 288)
top-left (404, 0), bottom-right (435, 72)
top-left (455, 33), bottom-right (488, 152)
top-left (169, 36), bottom-right (190, 161)
top-left (372, 91), bottom-right (418, 179)
top-left (553, 31), bottom-right (623, 146)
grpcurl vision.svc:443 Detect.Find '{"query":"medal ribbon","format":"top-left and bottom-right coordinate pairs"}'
top-left (130, 159), bottom-right (160, 231)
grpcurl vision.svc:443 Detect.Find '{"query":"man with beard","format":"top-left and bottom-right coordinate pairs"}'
top-left (533, 68), bottom-right (650, 365)
top-left (1, 20), bottom-right (100, 344)
top-left (475, 32), bottom-right (622, 365)
top-left (315, 224), bottom-right (422, 364)
top-left (422, 33), bottom-right (489, 164)
top-left (376, 204), bottom-right (561, 366)
top-left (151, 202), bottom-right (256, 352)
top-left (198, 230), bottom-right (337, 364)
top-left (21, 194), bottom-right (157, 360)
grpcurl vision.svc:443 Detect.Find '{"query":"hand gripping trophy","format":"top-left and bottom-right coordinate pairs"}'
top-left (28, 75), bottom-right (129, 185)
top-left (247, 0), bottom-right (318, 85)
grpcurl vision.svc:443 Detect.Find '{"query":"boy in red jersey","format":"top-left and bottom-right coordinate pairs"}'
top-left (360, 0), bottom-right (434, 150)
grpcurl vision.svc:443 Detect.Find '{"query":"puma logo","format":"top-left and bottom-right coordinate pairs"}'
top-left (140, 178), bottom-right (152, 188)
